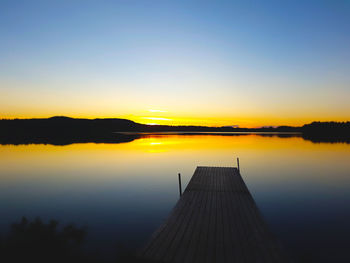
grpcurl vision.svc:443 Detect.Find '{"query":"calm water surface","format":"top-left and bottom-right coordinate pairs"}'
top-left (1, 134), bottom-right (350, 262)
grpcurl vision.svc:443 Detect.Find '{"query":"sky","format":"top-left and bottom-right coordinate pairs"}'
top-left (1, 0), bottom-right (349, 127)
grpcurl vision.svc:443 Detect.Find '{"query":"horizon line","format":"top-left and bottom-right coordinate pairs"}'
top-left (1, 115), bottom-right (349, 129)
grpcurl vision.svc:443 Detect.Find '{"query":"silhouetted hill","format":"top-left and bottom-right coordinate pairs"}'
top-left (302, 121), bottom-right (350, 134)
top-left (302, 121), bottom-right (350, 143)
top-left (0, 116), bottom-right (300, 134)
top-left (0, 116), bottom-right (144, 132)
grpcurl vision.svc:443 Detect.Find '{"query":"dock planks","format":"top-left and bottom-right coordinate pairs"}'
top-left (139, 166), bottom-right (289, 263)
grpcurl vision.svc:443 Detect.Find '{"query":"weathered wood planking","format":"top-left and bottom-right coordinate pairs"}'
top-left (139, 166), bottom-right (290, 263)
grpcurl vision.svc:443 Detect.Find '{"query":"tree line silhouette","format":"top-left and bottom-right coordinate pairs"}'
top-left (301, 121), bottom-right (350, 143)
top-left (0, 117), bottom-right (349, 145)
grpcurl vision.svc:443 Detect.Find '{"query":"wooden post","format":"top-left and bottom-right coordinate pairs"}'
top-left (237, 158), bottom-right (240, 174)
top-left (178, 173), bottom-right (182, 197)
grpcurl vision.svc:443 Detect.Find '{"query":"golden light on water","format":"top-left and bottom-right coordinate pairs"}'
top-left (1, 135), bottom-right (350, 190)
top-left (1, 134), bottom-right (349, 163)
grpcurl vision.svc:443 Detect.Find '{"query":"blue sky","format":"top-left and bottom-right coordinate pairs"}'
top-left (1, 0), bottom-right (349, 126)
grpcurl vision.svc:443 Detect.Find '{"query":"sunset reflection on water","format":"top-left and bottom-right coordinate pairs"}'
top-left (0, 134), bottom-right (350, 262)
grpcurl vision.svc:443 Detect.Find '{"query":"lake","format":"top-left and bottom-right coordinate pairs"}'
top-left (1, 134), bottom-right (349, 262)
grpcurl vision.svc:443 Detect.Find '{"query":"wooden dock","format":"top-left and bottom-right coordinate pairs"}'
top-left (139, 166), bottom-right (289, 263)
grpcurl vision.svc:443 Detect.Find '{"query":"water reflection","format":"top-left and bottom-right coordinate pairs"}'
top-left (1, 131), bottom-right (350, 146)
top-left (0, 134), bottom-right (349, 262)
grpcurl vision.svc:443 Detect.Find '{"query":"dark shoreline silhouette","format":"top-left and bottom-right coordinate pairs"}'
top-left (0, 116), bottom-right (349, 145)
top-left (301, 121), bottom-right (350, 143)
top-left (0, 217), bottom-right (142, 263)
top-left (0, 217), bottom-right (89, 263)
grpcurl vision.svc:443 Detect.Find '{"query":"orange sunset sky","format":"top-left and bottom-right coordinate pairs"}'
top-left (1, 1), bottom-right (349, 127)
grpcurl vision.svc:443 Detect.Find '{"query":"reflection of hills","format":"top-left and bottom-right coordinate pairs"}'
top-left (0, 117), bottom-right (349, 145)
top-left (0, 132), bottom-right (141, 146)
top-left (301, 134), bottom-right (350, 144)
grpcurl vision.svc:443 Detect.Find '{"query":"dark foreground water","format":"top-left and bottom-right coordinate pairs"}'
top-left (1, 134), bottom-right (349, 262)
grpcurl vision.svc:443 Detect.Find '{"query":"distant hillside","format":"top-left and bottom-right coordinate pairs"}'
top-left (0, 116), bottom-right (144, 132)
top-left (0, 116), bottom-right (300, 134)
top-left (302, 121), bottom-right (350, 143)
top-left (302, 121), bottom-right (350, 134)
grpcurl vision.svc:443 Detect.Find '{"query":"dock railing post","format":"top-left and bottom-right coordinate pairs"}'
top-left (237, 158), bottom-right (240, 174)
top-left (178, 173), bottom-right (182, 197)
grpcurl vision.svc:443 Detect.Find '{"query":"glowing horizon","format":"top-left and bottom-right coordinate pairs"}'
top-left (1, 111), bottom-right (349, 128)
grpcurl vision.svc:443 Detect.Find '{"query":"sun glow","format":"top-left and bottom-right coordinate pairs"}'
top-left (142, 117), bottom-right (172, 121)
top-left (148, 109), bottom-right (167, 113)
